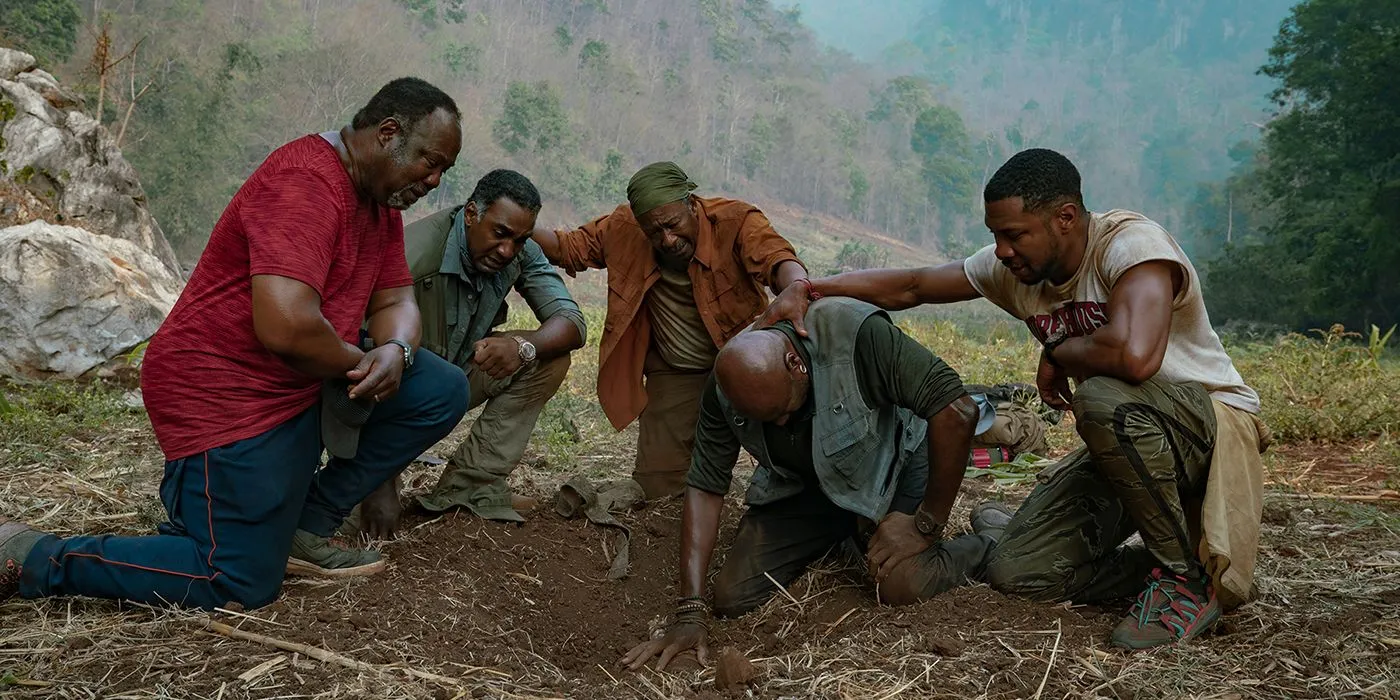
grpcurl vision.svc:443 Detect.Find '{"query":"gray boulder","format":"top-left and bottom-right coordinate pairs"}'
top-left (0, 221), bottom-right (181, 378)
top-left (0, 46), bottom-right (179, 276)
top-left (0, 46), bottom-right (184, 379)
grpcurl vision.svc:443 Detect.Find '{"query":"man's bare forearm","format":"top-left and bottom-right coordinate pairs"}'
top-left (270, 320), bottom-right (364, 378)
top-left (531, 227), bottom-right (562, 265)
top-left (807, 262), bottom-right (981, 311)
top-left (922, 395), bottom-right (978, 525)
top-left (366, 298), bottom-right (422, 352)
top-left (680, 487), bottom-right (725, 599)
top-left (507, 315), bottom-right (583, 363)
top-left (771, 260), bottom-right (808, 296)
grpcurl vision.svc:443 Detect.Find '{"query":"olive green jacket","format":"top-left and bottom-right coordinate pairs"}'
top-left (405, 206), bottom-right (586, 367)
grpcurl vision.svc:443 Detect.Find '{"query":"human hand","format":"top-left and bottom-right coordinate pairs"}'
top-left (1036, 352), bottom-right (1073, 411)
top-left (619, 621), bottom-right (709, 672)
top-left (754, 280), bottom-right (813, 337)
top-left (471, 337), bottom-right (523, 379)
top-left (359, 475), bottom-right (402, 540)
top-left (347, 345), bottom-right (405, 402)
top-left (867, 511), bottom-right (938, 582)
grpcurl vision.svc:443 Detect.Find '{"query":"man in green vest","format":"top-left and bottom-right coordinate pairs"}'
top-left (355, 169), bottom-right (586, 538)
top-left (620, 297), bottom-right (994, 671)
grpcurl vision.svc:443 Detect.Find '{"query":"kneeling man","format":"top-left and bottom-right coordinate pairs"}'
top-left (622, 297), bottom-right (992, 671)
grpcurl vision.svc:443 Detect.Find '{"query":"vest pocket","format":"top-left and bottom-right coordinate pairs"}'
top-left (820, 409), bottom-right (870, 457)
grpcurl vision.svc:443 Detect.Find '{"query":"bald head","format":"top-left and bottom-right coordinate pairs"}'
top-left (715, 330), bottom-right (808, 425)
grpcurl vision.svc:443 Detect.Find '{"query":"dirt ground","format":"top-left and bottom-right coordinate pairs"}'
top-left (2, 380), bottom-right (1399, 699)
top-left (6, 466), bottom-right (1400, 699)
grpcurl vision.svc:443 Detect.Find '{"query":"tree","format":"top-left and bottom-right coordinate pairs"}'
top-left (1204, 0), bottom-right (1400, 331)
top-left (0, 0), bottom-right (81, 66)
top-left (492, 81), bottom-right (572, 155)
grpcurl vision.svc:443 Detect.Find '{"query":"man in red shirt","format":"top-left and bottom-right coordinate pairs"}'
top-left (0, 77), bottom-right (469, 611)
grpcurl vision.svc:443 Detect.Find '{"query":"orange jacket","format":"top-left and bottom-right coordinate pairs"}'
top-left (554, 196), bottom-right (803, 430)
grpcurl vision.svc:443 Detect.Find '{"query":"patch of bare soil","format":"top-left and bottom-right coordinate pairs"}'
top-left (8, 473), bottom-right (1399, 699)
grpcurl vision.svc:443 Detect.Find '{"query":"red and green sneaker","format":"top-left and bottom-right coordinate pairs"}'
top-left (1110, 568), bottom-right (1221, 650)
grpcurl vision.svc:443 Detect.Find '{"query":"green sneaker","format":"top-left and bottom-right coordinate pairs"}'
top-left (1, 519), bottom-right (44, 600)
top-left (285, 529), bottom-right (385, 578)
top-left (1110, 568), bottom-right (1221, 650)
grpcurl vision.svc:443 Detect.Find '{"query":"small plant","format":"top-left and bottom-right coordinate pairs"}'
top-left (121, 340), bottom-right (149, 367)
top-left (825, 240), bottom-right (890, 275)
top-left (1367, 324), bottom-right (1395, 368)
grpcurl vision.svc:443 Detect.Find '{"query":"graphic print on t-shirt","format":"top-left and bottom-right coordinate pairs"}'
top-left (1025, 300), bottom-right (1109, 344)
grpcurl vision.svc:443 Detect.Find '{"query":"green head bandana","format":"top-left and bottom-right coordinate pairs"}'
top-left (627, 161), bottom-right (697, 217)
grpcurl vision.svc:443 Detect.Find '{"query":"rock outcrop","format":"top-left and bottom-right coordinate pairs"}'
top-left (0, 47), bottom-right (183, 379)
top-left (0, 221), bottom-right (181, 378)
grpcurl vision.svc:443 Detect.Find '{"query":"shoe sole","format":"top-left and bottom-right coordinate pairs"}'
top-left (285, 557), bottom-right (386, 578)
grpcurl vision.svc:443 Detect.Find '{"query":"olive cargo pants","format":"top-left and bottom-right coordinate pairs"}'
top-left (985, 376), bottom-right (1218, 603)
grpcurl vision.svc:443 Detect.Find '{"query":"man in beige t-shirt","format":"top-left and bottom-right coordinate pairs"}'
top-left (757, 148), bottom-right (1268, 652)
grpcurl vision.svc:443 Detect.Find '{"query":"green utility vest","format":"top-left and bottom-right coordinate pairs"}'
top-left (715, 297), bottom-right (928, 521)
top-left (400, 206), bottom-right (579, 368)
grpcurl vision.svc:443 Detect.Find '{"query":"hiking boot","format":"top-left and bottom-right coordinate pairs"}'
top-left (1, 519), bottom-right (44, 600)
top-left (285, 529), bottom-right (386, 578)
top-left (1110, 568), bottom-right (1221, 650)
top-left (969, 502), bottom-right (1016, 543)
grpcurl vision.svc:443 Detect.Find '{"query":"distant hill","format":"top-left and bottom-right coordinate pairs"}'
top-left (34, 0), bottom-right (986, 261)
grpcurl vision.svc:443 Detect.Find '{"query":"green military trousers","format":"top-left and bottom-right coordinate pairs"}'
top-left (985, 376), bottom-right (1218, 603)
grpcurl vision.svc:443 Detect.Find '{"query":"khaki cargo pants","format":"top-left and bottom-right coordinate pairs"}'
top-left (417, 354), bottom-right (572, 519)
top-left (985, 376), bottom-right (1217, 603)
top-left (632, 349), bottom-right (711, 499)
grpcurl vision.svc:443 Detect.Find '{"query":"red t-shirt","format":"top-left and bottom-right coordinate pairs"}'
top-left (141, 135), bottom-right (413, 460)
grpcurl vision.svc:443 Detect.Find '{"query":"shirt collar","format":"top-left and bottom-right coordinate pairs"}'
top-left (763, 323), bottom-right (816, 423)
top-left (689, 197), bottom-right (715, 269)
top-left (439, 207), bottom-right (485, 291)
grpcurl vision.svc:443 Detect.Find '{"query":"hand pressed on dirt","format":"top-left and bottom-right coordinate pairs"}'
top-left (753, 281), bottom-right (812, 337)
top-left (620, 622), bottom-right (709, 672)
top-left (867, 512), bottom-right (936, 582)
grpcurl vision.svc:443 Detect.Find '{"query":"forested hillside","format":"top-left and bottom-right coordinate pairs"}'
top-left (3, 0), bottom-right (982, 259)
top-left (800, 0), bottom-right (1296, 256)
top-left (802, 0), bottom-right (1398, 334)
top-left (1190, 0), bottom-right (1400, 333)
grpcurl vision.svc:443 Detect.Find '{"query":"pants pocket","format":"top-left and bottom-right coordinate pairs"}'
top-left (156, 457), bottom-right (192, 536)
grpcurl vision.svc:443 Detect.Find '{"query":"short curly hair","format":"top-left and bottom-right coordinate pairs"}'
top-left (351, 77), bottom-right (460, 135)
top-left (468, 169), bottom-right (542, 214)
top-left (984, 148), bottom-right (1085, 213)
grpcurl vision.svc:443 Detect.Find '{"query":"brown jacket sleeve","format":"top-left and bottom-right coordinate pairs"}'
top-left (554, 204), bottom-right (630, 276)
top-left (735, 207), bottom-right (803, 287)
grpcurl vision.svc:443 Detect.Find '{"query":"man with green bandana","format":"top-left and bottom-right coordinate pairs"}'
top-left (533, 162), bottom-right (808, 499)
top-left (353, 169), bottom-right (586, 538)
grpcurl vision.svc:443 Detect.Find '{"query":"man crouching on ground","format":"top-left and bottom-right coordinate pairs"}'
top-left (757, 148), bottom-right (1271, 651)
top-left (621, 297), bottom-right (993, 671)
top-left (0, 77), bottom-right (470, 610)
top-left (354, 169), bottom-right (586, 536)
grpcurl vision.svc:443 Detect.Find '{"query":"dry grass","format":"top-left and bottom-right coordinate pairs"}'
top-left (2, 313), bottom-right (1399, 699)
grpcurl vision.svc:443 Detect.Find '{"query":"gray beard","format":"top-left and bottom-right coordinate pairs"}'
top-left (383, 139), bottom-right (417, 208)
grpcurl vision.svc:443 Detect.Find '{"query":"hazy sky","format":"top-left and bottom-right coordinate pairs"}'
top-left (793, 0), bottom-right (924, 58)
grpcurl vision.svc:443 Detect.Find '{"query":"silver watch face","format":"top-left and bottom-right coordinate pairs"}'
top-left (518, 340), bottom-right (537, 362)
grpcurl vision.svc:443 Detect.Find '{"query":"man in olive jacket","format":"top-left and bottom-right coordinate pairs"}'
top-left (356, 169), bottom-right (586, 537)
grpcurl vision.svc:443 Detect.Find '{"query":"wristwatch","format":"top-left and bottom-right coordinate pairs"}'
top-left (385, 338), bottom-right (414, 369)
top-left (914, 504), bottom-right (946, 540)
top-left (511, 335), bottom-right (537, 366)
top-left (1042, 325), bottom-right (1069, 368)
